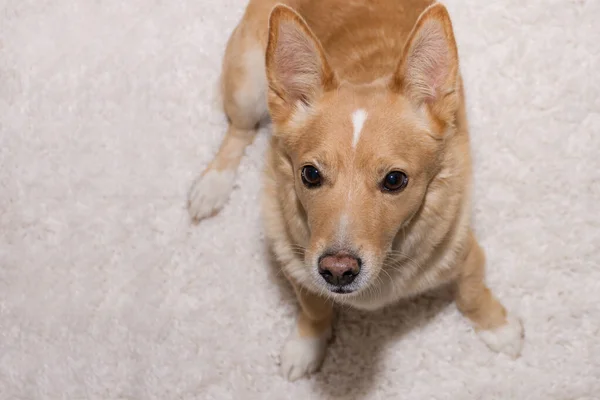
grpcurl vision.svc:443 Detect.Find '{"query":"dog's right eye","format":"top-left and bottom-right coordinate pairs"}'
top-left (382, 171), bottom-right (409, 192)
top-left (301, 165), bottom-right (321, 188)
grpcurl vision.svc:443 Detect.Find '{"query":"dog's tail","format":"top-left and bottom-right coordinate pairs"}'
top-left (187, 53), bottom-right (266, 223)
top-left (187, 4), bottom-right (272, 223)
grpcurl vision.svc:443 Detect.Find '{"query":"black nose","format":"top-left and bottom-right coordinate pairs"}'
top-left (318, 252), bottom-right (361, 286)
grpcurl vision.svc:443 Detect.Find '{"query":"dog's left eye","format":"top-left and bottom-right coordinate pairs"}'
top-left (382, 171), bottom-right (408, 192)
top-left (301, 165), bottom-right (322, 188)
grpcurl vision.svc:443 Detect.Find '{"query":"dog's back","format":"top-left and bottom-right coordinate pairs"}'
top-left (300, 0), bottom-right (433, 82)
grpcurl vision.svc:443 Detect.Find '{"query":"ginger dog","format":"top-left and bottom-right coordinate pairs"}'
top-left (189, 0), bottom-right (524, 381)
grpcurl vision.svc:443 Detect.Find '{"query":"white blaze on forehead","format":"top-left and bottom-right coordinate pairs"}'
top-left (351, 109), bottom-right (368, 149)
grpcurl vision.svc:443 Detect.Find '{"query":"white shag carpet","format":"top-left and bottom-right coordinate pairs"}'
top-left (2, 0), bottom-right (599, 398)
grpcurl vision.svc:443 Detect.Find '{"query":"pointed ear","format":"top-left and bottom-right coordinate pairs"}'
top-left (265, 5), bottom-right (337, 123)
top-left (392, 3), bottom-right (460, 120)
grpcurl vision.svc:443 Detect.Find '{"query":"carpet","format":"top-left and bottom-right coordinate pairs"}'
top-left (1, 0), bottom-right (599, 398)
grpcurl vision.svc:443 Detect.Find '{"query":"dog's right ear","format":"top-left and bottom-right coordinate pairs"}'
top-left (265, 5), bottom-right (337, 124)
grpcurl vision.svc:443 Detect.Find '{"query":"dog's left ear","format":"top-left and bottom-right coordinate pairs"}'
top-left (265, 4), bottom-right (338, 124)
top-left (392, 3), bottom-right (460, 126)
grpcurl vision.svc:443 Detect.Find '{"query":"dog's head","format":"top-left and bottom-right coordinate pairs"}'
top-left (265, 3), bottom-right (461, 296)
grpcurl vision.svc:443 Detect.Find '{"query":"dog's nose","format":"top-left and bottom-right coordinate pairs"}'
top-left (318, 252), bottom-right (361, 286)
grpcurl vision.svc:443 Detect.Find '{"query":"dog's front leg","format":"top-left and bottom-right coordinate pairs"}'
top-left (280, 283), bottom-right (333, 381)
top-left (456, 232), bottom-right (525, 358)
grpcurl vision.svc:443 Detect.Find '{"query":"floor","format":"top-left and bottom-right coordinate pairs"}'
top-left (1, 0), bottom-right (599, 398)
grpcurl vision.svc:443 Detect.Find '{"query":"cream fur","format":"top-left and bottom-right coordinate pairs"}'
top-left (280, 326), bottom-right (332, 382)
top-left (477, 313), bottom-right (525, 359)
top-left (188, 170), bottom-right (236, 221)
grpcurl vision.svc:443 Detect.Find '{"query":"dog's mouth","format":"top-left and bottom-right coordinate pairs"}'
top-left (330, 286), bottom-right (355, 294)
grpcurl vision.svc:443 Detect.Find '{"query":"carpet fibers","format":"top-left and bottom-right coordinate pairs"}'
top-left (1, 0), bottom-right (599, 398)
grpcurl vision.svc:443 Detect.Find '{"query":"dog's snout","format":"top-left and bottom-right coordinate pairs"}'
top-left (318, 252), bottom-right (361, 286)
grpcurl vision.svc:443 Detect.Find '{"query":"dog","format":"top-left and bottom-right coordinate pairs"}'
top-left (188, 0), bottom-right (525, 381)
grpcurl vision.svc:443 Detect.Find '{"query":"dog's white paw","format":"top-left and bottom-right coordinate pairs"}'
top-left (477, 313), bottom-right (524, 359)
top-left (188, 169), bottom-right (235, 222)
top-left (280, 329), bottom-right (330, 381)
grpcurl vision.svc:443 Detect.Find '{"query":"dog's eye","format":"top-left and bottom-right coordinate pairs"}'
top-left (301, 165), bottom-right (321, 188)
top-left (382, 171), bottom-right (408, 192)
